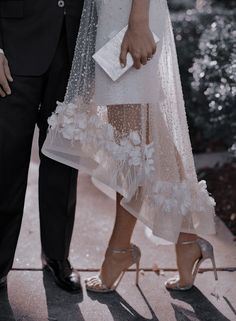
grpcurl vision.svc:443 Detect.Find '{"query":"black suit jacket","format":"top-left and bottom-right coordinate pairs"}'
top-left (0, 0), bottom-right (84, 76)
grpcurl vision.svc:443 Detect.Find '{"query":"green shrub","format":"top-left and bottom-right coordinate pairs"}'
top-left (168, 0), bottom-right (196, 11)
top-left (211, 0), bottom-right (235, 10)
top-left (171, 10), bottom-right (236, 152)
top-left (190, 14), bottom-right (236, 151)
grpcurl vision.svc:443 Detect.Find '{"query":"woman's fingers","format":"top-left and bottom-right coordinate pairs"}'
top-left (141, 54), bottom-right (148, 65)
top-left (132, 52), bottom-right (142, 69)
top-left (139, 49), bottom-right (155, 66)
top-left (152, 44), bottom-right (157, 55)
top-left (120, 43), bottom-right (129, 68)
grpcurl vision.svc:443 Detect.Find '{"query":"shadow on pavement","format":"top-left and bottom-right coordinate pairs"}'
top-left (0, 286), bottom-right (16, 321)
top-left (169, 286), bottom-right (231, 321)
top-left (87, 285), bottom-right (159, 321)
top-left (43, 270), bottom-right (85, 321)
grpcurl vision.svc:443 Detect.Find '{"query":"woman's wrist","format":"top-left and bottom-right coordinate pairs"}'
top-left (129, 0), bottom-right (150, 29)
top-left (128, 16), bottom-right (149, 29)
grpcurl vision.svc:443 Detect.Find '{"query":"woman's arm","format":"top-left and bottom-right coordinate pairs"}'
top-left (120, 0), bottom-right (156, 69)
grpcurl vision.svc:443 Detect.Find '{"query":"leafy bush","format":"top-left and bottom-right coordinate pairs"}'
top-left (168, 0), bottom-right (196, 11)
top-left (171, 10), bottom-right (236, 152)
top-left (168, 0), bottom-right (235, 11)
top-left (190, 15), bottom-right (236, 151)
top-left (211, 0), bottom-right (235, 10)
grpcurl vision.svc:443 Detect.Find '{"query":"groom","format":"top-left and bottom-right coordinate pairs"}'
top-left (0, 0), bottom-right (84, 292)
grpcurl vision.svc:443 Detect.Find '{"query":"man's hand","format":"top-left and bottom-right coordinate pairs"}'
top-left (0, 53), bottom-right (13, 97)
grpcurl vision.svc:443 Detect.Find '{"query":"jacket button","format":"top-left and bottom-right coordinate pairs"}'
top-left (58, 0), bottom-right (65, 8)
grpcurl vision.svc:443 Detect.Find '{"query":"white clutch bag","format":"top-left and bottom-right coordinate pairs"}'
top-left (93, 26), bottom-right (160, 82)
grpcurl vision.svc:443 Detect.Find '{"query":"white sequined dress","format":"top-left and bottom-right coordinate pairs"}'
top-left (42, 0), bottom-right (216, 243)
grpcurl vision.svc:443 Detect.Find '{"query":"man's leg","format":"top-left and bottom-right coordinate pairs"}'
top-left (37, 23), bottom-right (80, 292)
top-left (0, 76), bottom-right (42, 278)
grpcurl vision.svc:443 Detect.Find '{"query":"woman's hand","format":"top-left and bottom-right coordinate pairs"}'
top-left (120, 0), bottom-right (155, 70)
top-left (120, 24), bottom-right (156, 70)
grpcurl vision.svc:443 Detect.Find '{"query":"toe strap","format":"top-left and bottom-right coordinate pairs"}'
top-left (85, 275), bottom-right (109, 291)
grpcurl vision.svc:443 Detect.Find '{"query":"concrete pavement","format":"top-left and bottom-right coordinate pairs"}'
top-left (0, 132), bottom-right (236, 321)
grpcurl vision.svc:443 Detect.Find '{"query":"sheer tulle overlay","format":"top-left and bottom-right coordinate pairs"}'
top-left (42, 0), bottom-right (216, 243)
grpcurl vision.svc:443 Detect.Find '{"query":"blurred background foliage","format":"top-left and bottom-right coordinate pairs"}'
top-left (168, 0), bottom-right (236, 235)
top-left (169, 0), bottom-right (236, 153)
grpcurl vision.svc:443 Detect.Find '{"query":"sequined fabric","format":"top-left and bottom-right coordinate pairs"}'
top-left (42, 0), bottom-right (216, 243)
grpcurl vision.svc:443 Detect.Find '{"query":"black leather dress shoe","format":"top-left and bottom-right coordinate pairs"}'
top-left (42, 254), bottom-right (81, 293)
top-left (0, 276), bottom-right (7, 288)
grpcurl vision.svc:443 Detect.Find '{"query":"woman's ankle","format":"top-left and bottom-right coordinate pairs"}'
top-left (108, 241), bottom-right (131, 250)
top-left (177, 232), bottom-right (198, 244)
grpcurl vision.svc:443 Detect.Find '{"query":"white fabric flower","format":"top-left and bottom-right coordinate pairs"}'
top-left (120, 138), bottom-right (133, 154)
top-left (129, 146), bottom-right (141, 166)
top-left (62, 115), bottom-right (74, 125)
top-left (144, 142), bottom-right (155, 175)
top-left (105, 124), bottom-right (114, 140)
top-left (64, 103), bottom-right (77, 118)
top-left (55, 103), bottom-right (64, 114)
top-left (78, 113), bottom-right (88, 129)
top-left (61, 125), bottom-right (75, 140)
top-left (129, 131), bottom-right (141, 145)
top-left (48, 114), bottom-right (58, 130)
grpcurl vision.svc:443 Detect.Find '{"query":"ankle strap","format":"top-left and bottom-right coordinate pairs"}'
top-left (179, 240), bottom-right (197, 245)
top-left (108, 243), bottom-right (135, 254)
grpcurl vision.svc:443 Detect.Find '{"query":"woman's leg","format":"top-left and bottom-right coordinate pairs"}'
top-left (168, 232), bottom-right (201, 288)
top-left (105, 104), bottom-right (142, 250)
top-left (97, 193), bottom-right (137, 288)
top-left (167, 149), bottom-right (202, 287)
top-left (86, 105), bottom-right (142, 289)
top-left (109, 193), bottom-right (137, 249)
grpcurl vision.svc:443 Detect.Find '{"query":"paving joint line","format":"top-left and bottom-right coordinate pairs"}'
top-left (11, 267), bottom-right (236, 272)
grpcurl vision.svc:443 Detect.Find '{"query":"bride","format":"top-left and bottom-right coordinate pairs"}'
top-left (43, 0), bottom-right (218, 292)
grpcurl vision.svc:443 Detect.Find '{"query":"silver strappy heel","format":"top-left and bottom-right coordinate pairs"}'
top-left (85, 243), bottom-right (141, 293)
top-left (165, 238), bottom-right (218, 291)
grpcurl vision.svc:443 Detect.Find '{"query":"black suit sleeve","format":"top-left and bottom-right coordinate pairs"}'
top-left (0, 17), bottom-right (3, 48)
top-left (0, 30), bottom-right (3, 50)
top-left (0, 2), bottom-right (3, 49)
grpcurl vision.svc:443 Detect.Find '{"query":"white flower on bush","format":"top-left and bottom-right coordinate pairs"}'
top-left (129, 131), bottom-right (141, 145)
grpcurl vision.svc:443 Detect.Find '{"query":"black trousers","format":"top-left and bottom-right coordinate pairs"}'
top-left (0, 23), bottom-right (78, 278)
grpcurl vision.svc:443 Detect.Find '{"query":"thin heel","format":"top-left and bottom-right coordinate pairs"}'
top-left (114, 271), bottom-right (126, 290)
top-left (211, 255), bottom-right (218, 281)
top-left (192, 259), bottom-right (202, 282)
top-left (135, 259), bottom-right (140, 286)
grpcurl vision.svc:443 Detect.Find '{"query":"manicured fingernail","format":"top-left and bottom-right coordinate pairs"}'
top-left (7, 90), bottom-right (11, 95)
